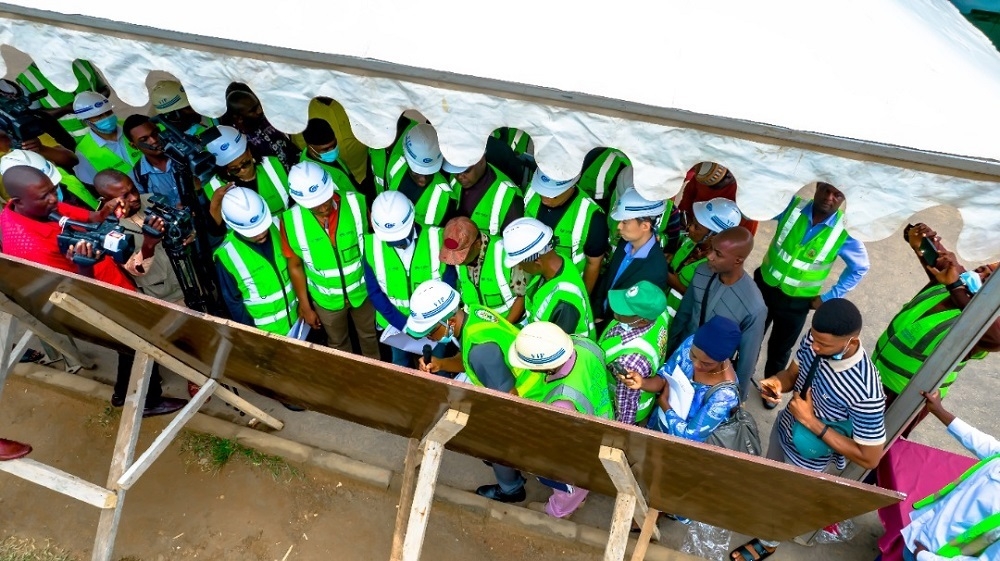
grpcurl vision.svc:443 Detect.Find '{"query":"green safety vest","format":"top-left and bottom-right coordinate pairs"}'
top-left (606, 191), bottom-right (672, 251)
top-left (58, 166), bottom-right (99, 210)
top-left (524, 254), bottom-right (596, 340)
top-left (872, 285), bottom-right (972, 399)
top-left (457, 235), bottom-right (516, 317)
top-left (666, 235), bottom-right (706, 322)
top-left (451, 165), bottom-right (521, 236)
top-left (214, 228), bottom-right (298, 335)
top-left (388, 167), bottom-right (453, 228)
top-left (516, 341), bottom-right (614, 419)
top-left (17, 61), bottom-right (101, 139)
top-left (204, 156), bottom-right (290, 216)
top-left (760, 196), bottom-right (848, 298)
top-left (599, 314), bottom-right (670, 424)
top-left (490, 127), bottom-right (531, 155)
top-left (369, 120), bottom-right (417, 194)
top-left (76, 129), bottom-right (142, 177)
top-left (460, 305), bottom-right (524, 387)
top-left (524, 188), bottom-right (600, 273)
top-left (282, 192), bottom-right (368, 312)
top-left (298, 148), bottom-right (357, 193)
top-left (364, 227), bottom-right (446, 329)
top-left (912, 454), bottom-right (1000, 557)
top-left (578, 148), bottom-right (631, 202)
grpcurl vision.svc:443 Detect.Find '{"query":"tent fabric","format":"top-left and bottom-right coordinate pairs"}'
top-left (1, 0), bottom-right (999, 259)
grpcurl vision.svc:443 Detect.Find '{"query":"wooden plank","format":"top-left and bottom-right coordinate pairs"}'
top-left (0, 314), bottom-right (18, 395)
top-left (0, 256), bottom-right (903, 540)
top-left (47, 291), bottom-right (282, 431)
top-left (600, 446), bottom-right (659, 542)
top-left (93, 352), bottom-right (153, 561)
top-left (117, 379), bottom-right (218, 490)
top-left (420, 409), bottom-right (468, 452)
top-left (6, 331), bottom-right (34, 371)
top-left (0, 458), bottom-right (115, 508)
top-left (401, 439), bottom-right (447, 561)
top-left (0, 293), bottom-right (95, 369)
top-left (605, 492), bottom-right (638, 561)
top-left (390, 439), bottom-right (421, 561)
top-left (630, 508), bottom-right (660, 561)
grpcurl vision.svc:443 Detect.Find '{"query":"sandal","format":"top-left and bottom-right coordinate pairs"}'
top-left (730, 538), bottom-right (776, 560)
top-left (19, 349), bottom-right (44, 364)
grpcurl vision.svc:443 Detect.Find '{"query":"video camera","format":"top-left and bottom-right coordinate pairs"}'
top-left (149, 115), bottom-right (218, 185)
top-left (0, 85), bottom-right (48, 147)
top-left (142, 194), bottom-right (195, 248)
top-left (53, 214), bottom-right (135, 267)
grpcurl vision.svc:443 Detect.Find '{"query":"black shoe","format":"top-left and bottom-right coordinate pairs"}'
top-left (142, 397), bottom-right (187, 418)
top-left (475, 483), bottom-right (526, 503)
top-left (111, 394), bottom-right (125, 408)
top-left (762, 397), bottom-right (778, 410)
top-left (281, 402), bottom-right (306, 412)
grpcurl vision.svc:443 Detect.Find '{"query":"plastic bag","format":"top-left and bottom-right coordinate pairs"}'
top-left (680, 521), bottom-right (733, 561)
top-left (813, 519), bottom-right (858, 544)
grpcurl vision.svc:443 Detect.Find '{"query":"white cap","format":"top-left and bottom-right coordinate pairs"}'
top-left (371, 190), bottom-right (415, 242)
top-left (507, 321), bottom-right (574, 370)
top-left (441, 159), bottom-right (468, 174)
top-left (72, 91), bottom-right (112, 120)
top-left (151, 81), bottom-right (190, 114)
top-left (404, 280), bottom-right (461, 338)
top-left (0, 149), bottom-right (61, 185)
top-left (530, 170), bottom-right (579, 198)
top-left (206, 126), bottom-right (247, 167)
top-left (287, 161), bottom-right (336, 209)
top-left (403, 123), bottom-right (443, 175)
top-left (221, 187), bottom-right (272, 238)
top-left (692, 197), bottom-right (742, 233)
top-left (610, 188), bottom-right (666, 222)
top-left (502, 217), bottom-right (554, 268)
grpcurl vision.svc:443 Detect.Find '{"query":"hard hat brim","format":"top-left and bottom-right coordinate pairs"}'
top-left (441, 160), bottom-right (467, 174)
top-left (226, 205), bottom-right (273, 238)
top-left (507, 340), bottom-right (572, 371)
top-left (404, 154), bottom-right (443, 176)
top-left (529, 177), bottom-right (577, 198)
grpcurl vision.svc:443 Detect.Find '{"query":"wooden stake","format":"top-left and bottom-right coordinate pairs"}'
top-left (0, 459), bottom-right (116, 509)
top-left (389, 439), bottom-right (421, 561)
top-left (600, 446), bottom-right (660, 561)
top-left (629, 507), bottom-right (660, 561)
top-left (0, 293), bottom-right (94, 369)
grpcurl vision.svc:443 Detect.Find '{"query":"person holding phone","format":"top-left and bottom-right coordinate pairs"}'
top-left (871, 223), bottom-right (1000, 437)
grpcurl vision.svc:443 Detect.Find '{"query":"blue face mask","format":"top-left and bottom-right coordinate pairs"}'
top-left (830, 338), bottom-right (854, 361)
top-left (316, 147), bottom-right (340, 163)
top-left (437, 322), bottom-right (454, 345)
top-left (91, 115), bottom-right (118, 134)
top-left (185, 124), bottom-right (200, 136)
top-left (56, 186), bottom-right (63, 203)
top-left (960, 271), bottom-right (983, 294)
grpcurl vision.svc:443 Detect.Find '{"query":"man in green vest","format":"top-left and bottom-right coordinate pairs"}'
top-left (576, 147), bottom-right (631, 208)
top-left (0, 149), bottom-right (98, 210)
top-left (599, 280), bottom-right (669, 425)
top-left (71, 92), bottom-right (142, 186)
top-left (754, 182), bottom-right (870, 392)
top-left (873, 223), bottom-right (1000, 437)
top-left (17, 60), bottom-right (108, 142)
top-left (298, 118), bottom-right (374, 201)
top-left (369, 116), bottom-right (417, 194)
top-left (446, 148), bottom-right (523, 236)
top-left (150, 80), bottom-right (218, 137)
top-left (362, 190), bottom-right (456, 367)
top-left (384, 123), bottom-right (454, 228)
top-left (438, 216), bottom-right (525, 323)
top-left (502, 217), bottom-right (596, 339)
top-left (205, 125), bottom-right (290, 227)
top-left (406, 279), bottom-right (523, 389)
top-left (473, 321), bottom-right (611, 514)
top-left (281, 161), bottom-right (378, 359)
top-left (524, 170), bottom-right (608, 292)
top-left (901, 389), bottom-right (1000, 560)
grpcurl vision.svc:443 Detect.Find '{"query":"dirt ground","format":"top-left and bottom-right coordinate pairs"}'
top-left (0, 376), bottom-right (601, 561)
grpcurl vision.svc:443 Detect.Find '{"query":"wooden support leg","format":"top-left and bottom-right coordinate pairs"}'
top-left (600, 446), bottom-right (661, 561)
top-left (390, 409), bottom-right (468, 561)
top-left (48, 292), bottom-right (283, 431)
top-left (629, 507), bottom-right (661, 561)
top-left (92, 352), bottom-right (154, 561)
top-left (0, 293), bottom-right (94, 370)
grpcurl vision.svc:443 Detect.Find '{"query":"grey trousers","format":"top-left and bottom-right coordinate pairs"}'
top-left (315, 299), bottom-right (380, 359)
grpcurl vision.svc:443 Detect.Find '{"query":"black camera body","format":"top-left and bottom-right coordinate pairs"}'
top-left (54, 215), bottom-right (135, 267)
top-left (0, 88), bottom-right (48, 146)
top-left (142, 194), bottom-right (194, 248)
top-left (150, 115), bottom-right (217, 185)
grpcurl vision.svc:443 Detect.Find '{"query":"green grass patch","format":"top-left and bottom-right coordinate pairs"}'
top-left (84, 405), bottom-right (121, 438)
top-left (0, 536), bottom-right (76, 561)
top-left (178, 431), bottom-right (301, 482)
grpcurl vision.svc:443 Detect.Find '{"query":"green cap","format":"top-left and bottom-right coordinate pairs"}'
top-left (608, 280), bottom-right (667, 321)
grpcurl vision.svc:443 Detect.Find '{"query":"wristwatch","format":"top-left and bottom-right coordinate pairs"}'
top-left (946, 280), bottom-right (965, 292)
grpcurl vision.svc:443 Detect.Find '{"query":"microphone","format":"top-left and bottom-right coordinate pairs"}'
top-left (422, 344), bottom-right (432, 367)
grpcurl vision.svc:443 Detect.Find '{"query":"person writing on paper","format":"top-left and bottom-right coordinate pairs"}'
top-left (622, 315), bottom-right (741, 442)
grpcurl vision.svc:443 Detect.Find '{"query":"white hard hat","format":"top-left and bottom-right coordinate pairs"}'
top-left (403, 123), bottom-right (443, 175)
top-left (610, 187), bottom-right (666, 222)
top-left (502, 217), bottom-right (554, 268)
top-left (441, 159), bottom-right (468, 174)
top-left (287, 161), bottom-right (336, 209)
top-left (151, 80), bottom-right (190, 114)
top-left (404, 279), bottom-right (461, 338)
top-left (371, 190), bottom-right (415, 242)
top-left (692, 197), bottom-right (742, 233)
top-left (530, 170), bottom-right (579, 198)
top-left (0, 149), bottom-right (61, 185)
top-left (221, 187), bottom-right (272, 238)
top-left (508, 321), bottom-right (574, 371)
top-left (72, 91), bottom-right (112, 120)
top-left (206, 126), bottom-right (248, 167)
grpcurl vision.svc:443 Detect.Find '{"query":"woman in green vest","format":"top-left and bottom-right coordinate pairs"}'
top-left (205, 125), bottom-right (290, 227)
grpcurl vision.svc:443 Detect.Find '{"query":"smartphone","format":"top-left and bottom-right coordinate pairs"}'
top-left (610, 361), bottom-right (629, 381)
top-left (920, 236), bottom-right (939, 267)
top-left (751, 378), bottom-right (777, 399)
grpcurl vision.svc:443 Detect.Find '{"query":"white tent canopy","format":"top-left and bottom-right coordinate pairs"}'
top-left (1, 0), bottom-right (999, 259)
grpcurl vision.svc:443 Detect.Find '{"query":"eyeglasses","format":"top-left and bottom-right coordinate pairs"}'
top-left (226, 157), bottom-right (255, 174)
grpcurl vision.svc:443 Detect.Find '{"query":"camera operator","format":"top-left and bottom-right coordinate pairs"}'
top-left (122, 114), bottom-right (183, 209)
top-left (0, 149), bottom-right (99, 211)
top-left (0, 79), bottom-right (78, 153)
top-left (0, 165), bottom-right (186, 418)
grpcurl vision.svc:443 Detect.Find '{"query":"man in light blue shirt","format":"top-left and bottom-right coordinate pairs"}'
top-left (124, 114), bottom-right (183, 208)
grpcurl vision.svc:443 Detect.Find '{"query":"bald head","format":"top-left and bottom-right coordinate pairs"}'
top-left (3, 165), bottom-right (58, 219)
top-left (93, 169), bottom-right (131, 195)
top-left (3, 166), bottom-right (48, 199)
top-left (715, 226), bottom-right (754, 258)
top-left (706, 226), bottom-right (754, 277)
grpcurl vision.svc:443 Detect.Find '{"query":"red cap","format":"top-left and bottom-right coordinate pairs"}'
top-left (440, 217), bottom-right (481, 265)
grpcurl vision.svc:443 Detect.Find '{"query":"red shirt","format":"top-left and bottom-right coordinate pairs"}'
top-left (0, 201), bottom-right (136, 292)
top-left (677, 167), bottom-right (759, 235)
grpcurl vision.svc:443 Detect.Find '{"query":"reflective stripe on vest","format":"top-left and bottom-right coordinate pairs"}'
top-left (911, 454), bottom-right (1000, 557)
top-left (873, 285), bottom-right (966, 397)
top-left (76, 129), bottom-right (142, 176)
top-left (461, 306), bottom-right (523, 387)
top-left (760, 197), bottom-right (847, 297)
top-left (388, 167), bottom-right (453, 227)
top-left (17, 61), bottom-right (100, 109)
top-left (579, 148), bottom-right (630, 201)
top-left (525, 256), bottom-right (595, 339)
top-left (369, 120), bottom-right (416, 193)
top-left (58, 167), bottom-right (99, 209)
top-left (516, 344), bottom-right (613, 419)
top-left (365, 228), bottom-right (445, 328)
top-left (600, 315), bottom-right (669, 422)
top-left (214, 229), bottom-right (297, 334)
top-left (205, 156), bottom-right (290, 216)
top-left (492, 127), bottom-right (531, 155)
top-left (525, 188), bottom-right (598, 272)
top-left (458, 236), bottom-right (516, 315)
top-left (454, 166), bottom-right (521, 235)
top-left (284, 193), bottom-right (367, 310)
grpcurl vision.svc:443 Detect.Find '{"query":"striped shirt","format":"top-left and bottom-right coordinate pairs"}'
top-left (777, 332), bottom-right (886, 471)
top-left (604, 321), bottom-right (656, 425)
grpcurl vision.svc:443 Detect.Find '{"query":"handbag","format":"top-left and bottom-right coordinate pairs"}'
top-left (703, 381), bottom-right (762, 456)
